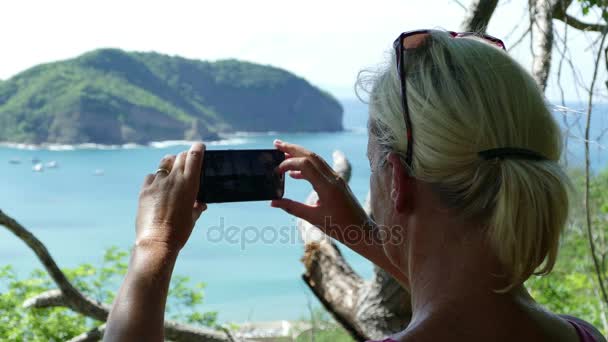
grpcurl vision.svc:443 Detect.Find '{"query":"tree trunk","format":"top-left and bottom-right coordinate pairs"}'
top-left (461, 0), bottom-right (499, 33)
top-left (530, 0), bottom-right (555, 91)
top-left (298, 151), bottom-right (411, 341)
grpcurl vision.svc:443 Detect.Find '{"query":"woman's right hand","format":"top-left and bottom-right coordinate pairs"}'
top-left (271, 139), bottom-right (408, 285)
top-left (270, 140), bottom-right (371, 238)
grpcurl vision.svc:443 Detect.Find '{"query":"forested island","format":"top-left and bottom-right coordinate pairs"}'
top-left (0, 49), bottom-right (343, 144)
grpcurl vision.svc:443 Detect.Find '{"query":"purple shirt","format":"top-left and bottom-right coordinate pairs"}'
top-left (368, 318), bottom-right (599, 342)
top-left (568, 318), bottom-right (599, 342)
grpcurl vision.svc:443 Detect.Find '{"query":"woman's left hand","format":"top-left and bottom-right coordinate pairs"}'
top-left (135, 142), bottom-right (207, 252)
top-left (105, 142), bottom-right (207, 341)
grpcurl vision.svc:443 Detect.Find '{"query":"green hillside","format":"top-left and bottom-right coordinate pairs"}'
top-left (0, 49), bottom-right (343, 144)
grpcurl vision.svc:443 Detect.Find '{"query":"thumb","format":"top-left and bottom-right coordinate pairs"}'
top-left (192, 201), bottom-right (207, 222)
top-left (270, 198), bottom-right (318, 224)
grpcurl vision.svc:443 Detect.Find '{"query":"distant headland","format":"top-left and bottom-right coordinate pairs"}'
top-left (0, 49), bottom-right (343, 145)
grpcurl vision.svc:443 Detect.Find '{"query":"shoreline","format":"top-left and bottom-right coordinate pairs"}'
top-left (0, 129), bottom-right (364, 151)
top-left (0, 137), bottom-right (251, 151)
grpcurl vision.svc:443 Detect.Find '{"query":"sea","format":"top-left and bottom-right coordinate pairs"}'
top-left (0, 99), bottom-right (606, 323)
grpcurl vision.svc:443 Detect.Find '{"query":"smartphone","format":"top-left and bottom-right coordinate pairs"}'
top-left (197, 149), bottom-right (285, 203)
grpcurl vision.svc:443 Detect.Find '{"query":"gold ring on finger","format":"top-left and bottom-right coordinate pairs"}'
top-left (155, 168), bottom-right (170, 176)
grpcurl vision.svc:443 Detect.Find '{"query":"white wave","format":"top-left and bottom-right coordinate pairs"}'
top-left (0, 142), bottom-right (124, 150)
top-left (0, 142), bottom-right (41, 150)
top-left (77, 143), bottom-right (119, 150)
top-left (228, 131), bottom-right (280, 137)
top-left (122, 143), bottom-right (142, 149)
top-left (148, 140), bottom-right (198, 148)
top-left (206, 137), bottom-right (249, 146)
top-left (0, 128), bottom-right (348, 151)
top-left (148, 137), bottom-right (249, 148)
top-left (47, 144), bottom-right (77, 151)
top-left (0, 137), bottom-right (249, 151)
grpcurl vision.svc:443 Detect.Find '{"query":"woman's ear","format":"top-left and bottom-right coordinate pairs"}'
top-left (386, 152), bottom-right (413, 213)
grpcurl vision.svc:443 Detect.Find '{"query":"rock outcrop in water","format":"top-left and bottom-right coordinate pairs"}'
top-left (0, 49), bottom-right (343, 144)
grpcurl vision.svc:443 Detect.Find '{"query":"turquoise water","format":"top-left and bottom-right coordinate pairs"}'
top-left (0, 99), bottom-right (606, 322)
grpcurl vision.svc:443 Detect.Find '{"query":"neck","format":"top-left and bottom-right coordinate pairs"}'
top-left (402, 207), bottom-right (531, 329)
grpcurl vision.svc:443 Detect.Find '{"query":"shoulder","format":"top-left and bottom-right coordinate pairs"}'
top-left (559, 314), bottom-right (607, 342)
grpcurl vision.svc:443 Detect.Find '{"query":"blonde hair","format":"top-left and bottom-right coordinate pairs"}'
top-left (360, 31), bottom-right (570, 292)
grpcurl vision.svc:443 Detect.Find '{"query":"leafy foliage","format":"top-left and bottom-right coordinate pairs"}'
top-left (0, 49), bottom-right (343, 144)
top-left (296, 307), bottom-right (353, 342)
top-left (577, 0), bottom-right (608, 17)
top-left (275, 306), bottom-right (354, 342)
top-left (0, 247), bottom-right (217, 341)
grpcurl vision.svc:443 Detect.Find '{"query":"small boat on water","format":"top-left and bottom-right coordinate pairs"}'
top-left (8, 159), bottom-right (21, 165)
top-left (32, 163), bottom-right (44, 172)
top-left (46, 161), bottom-right (58, 168)
top-left (93, 169), bottom-right (105, 176)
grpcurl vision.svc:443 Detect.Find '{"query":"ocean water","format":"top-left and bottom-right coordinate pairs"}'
top-left (0, 99), bottom-right (606, 323)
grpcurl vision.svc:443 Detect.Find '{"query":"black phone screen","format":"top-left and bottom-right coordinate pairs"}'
top-left (197, 149), bottom-right (285, 203)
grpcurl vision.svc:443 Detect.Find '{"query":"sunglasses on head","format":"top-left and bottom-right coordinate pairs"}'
top-left (392, 30), bottom-right (507, 172)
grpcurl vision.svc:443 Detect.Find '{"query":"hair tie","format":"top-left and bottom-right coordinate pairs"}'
top-left (478, 147), bottom-right (546, 161)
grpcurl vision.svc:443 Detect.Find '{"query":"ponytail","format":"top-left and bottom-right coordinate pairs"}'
top-left (490, 160), bottom-right (570, 292)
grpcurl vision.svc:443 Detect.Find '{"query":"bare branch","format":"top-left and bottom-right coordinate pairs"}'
top-left (596, 127), bottom-right (608, 141)
top-left (0, 209), bottom-right (107, 319)
top-left (555, 0), bottom-right (571, 167)
top-left (218, 326), bottom-right (238, 342)
top-left (504, 6), bottom-right (530, 41)
top-left (451, 0), bottom-right (467, 11)
top-left (66, 324), bottom-right (106, 342)
top-left (22, 289), bottom-right (79, 309)
top-left (507, 26), bottom-right (532, 52)
top-left (22, 289), bottom-right (230, 342)
top-left (0, 209), bottom-right (232, 342)
top-left (553, 28), bottom-right (589, 100)
top-left (297, 152), bottom-right (366, 341)
top-left (297, 151), bottom-right (410, 341)
top-left (551, 0), bottom-right (607, 32)
top-left (460, 0), bottom-right (499, 33)
top-left (583, 7), bottom-right (608, 310)
top-left (555, 14), bottom-right (608, 32)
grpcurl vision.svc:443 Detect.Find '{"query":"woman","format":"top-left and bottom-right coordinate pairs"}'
top-left (104, 30), bottom-right (606, 341)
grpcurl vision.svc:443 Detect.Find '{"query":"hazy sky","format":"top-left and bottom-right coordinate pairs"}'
top-left (1, 0), bottom-right (606, 103)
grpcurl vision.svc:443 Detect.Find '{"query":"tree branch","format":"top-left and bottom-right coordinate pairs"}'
top-left (460, 0), bottom-right (499, 33)
top-left (451, 0), bottom-right (467, 11)
top-left (555, 14), bottom-right (608, 32)
top-left (66, 324), bottom-right (106, 342)
top-left (507, 26), bottom-right (532, 52)
top-left (0, 209), bottom-right (107, 319)
top-left (552, 0), bottom-right (608, 32)
top-left (583, 8), bottom-right (608, 313)
top-left (298, 151), bottom-right (410, 341)
top-left (0, 209), bottom-right (232, 342)
top-left (23, 289), bottom-right (79, 309)
top-left (22, 289), bottom-right (231, 341)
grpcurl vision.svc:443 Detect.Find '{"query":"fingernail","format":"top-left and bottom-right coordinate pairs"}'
top-left (274, 139), bottom-right (282, 145)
